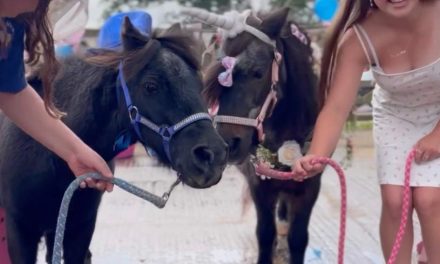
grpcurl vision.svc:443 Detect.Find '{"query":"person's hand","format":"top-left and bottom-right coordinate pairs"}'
top-left (66, 145), bottom-right (114, 192)
top-left (292, 154), bottom-right (325, 181)
top-left (414, 132), bottom-right (440, 164)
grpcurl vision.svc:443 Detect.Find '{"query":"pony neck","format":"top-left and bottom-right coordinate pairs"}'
top-left (58, 59), bottom-right (132, 161)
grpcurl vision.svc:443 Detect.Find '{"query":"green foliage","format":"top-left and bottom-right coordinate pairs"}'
top-left (177, 0), bottom-right (232, 11)
top-left (271, 0), bottom-right (321, 26)
top-left (105, 0), bottom-right (233, 17)
top-left (103, 0), bottom-right (322, 27)
top-left (271, 0), bottom-right (308, 9)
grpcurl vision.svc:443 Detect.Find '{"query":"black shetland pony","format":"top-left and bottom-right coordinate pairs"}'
top-left (203, 8), bottom-right (321, 264)
top-left (0, 18), bottom-right (227, 263)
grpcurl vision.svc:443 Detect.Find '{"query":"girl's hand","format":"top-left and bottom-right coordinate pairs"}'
top-left (414, 132), bottom-right (440, 164)
top-left (66, 145), bottom-right (114, 192)
top-left (292, 154), bottom-right (325, 181)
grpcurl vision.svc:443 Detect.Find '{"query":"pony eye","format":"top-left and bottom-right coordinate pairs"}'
top-left (145, 82), bottom-right (158, 94)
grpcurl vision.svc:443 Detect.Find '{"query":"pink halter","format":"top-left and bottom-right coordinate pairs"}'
top-left (210, 51), bottom-right (282, 143)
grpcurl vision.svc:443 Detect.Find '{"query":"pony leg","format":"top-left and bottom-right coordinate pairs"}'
top-left (5, 216), bottom-right (41, 264)
top-left (62, 218), bottom-right (97, 264)
top-left (44, 231), bottom-right (54, 263)
top-left (45, 231), bottom-right (94, 264)
top-left (45, 230), bottom-right (92, 264)
top-left (251, 183), bottom-right (279, 264)
top-left (84, 250), bottom-right (92, 264)
top-left (287, 178), bottom-right (321, 264)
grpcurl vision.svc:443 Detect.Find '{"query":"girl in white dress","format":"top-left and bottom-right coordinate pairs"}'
top-left (293, 0), bottom-right (440, 262)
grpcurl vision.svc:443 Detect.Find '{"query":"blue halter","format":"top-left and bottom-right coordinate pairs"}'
top-left (116, 62), bottom-right (211, 161)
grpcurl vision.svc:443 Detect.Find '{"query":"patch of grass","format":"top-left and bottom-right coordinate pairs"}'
top-left (345, 119), bottom-right (373, 132)
top-left (356, 120), bottom-right (373, 130)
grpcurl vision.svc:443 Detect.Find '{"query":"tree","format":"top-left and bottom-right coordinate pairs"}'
top-left (271, 0), bottom-right (320, 26)
top-left (271, 0), bottom-right (308, 9)
top-left (104, 0), bottom-right (147, 17)
top-left (177, 0), bottom-right (232, 12)
top-left (104, 0), bottom-right (234, 17)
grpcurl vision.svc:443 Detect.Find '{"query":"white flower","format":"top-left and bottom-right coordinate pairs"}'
top-left (277, 140), bottom-right (303, 166)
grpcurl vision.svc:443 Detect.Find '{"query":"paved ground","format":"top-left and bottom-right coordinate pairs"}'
top-left (37, 130), bottom-right (423, 264)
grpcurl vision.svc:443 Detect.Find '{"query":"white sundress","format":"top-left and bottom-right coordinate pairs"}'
top-left (353, 24), bottom-right (440, 187)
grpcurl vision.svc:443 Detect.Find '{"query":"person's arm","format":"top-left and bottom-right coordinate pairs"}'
top-left (0, 86), bottom-right (113, 191)
top-left (413, 120), bottom-right (440, 164)
top-left (293, 28), bottom-right (368, 178)
top-left (309, 32), bottom-right (366, 156)
top-left (0, 86), bottom-right (81, 162)
top-left (0, 18), bottom-right (112, 191)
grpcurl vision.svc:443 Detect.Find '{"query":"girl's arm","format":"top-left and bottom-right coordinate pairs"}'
top-left (0, 85), bottom-right (113, 191)
top-left (293, 28), bottom-right (369, 178)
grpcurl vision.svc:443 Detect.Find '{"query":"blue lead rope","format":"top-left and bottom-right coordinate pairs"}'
top-left (52, 173), bottom-right (180, 264)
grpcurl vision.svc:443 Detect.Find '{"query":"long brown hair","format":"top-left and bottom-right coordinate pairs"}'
top-left (318, 0), bottom-right (373, 109)
top-left (19, 0), bottom-right (62, 117)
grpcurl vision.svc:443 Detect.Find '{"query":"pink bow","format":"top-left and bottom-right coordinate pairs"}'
top-left (218, 56), bottom-right (237, 87)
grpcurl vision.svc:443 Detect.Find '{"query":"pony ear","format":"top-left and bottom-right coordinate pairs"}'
top-left (261, 7), bottom-right (290, 38)
top-left (122, 16), bottom-right (150, 51)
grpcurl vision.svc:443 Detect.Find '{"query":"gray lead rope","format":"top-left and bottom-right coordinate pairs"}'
top-left (52, 172), bottom-right (180, 264)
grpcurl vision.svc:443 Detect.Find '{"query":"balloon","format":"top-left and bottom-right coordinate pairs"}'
top-left (314, 0), bottom-right (338, 22)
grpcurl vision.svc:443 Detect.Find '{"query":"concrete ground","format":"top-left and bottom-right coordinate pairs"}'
top-left (37, 130), bottom-right (423, 264)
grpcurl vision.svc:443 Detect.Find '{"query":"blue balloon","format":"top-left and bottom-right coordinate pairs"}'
top-left (314, 0), bottom-right (338, 22)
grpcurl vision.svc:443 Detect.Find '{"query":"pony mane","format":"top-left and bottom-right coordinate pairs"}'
top-left (85, 28), bottom-right (201, 78)
top-left (203, 62), bottom-right (225, 107)
top-left (271, 20), bottom-right (317, 142)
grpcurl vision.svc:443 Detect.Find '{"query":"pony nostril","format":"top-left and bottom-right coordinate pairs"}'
top-left (228, 137), bottom-right (241, 154)
top-left (192, 145), bottom-right (215, 165)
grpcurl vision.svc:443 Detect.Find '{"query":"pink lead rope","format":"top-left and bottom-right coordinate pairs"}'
top-left (387, 149), bottom-right (415, 264)
top-left (255, 157), bottom-right (347, 264)
top-left (254, 149), bottom-right (415, 264)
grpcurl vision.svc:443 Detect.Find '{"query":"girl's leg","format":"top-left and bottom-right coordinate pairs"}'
top-left (380, 185), bottom-right (414, 264)
top-left (413, 187), bottom-right (440, 263)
